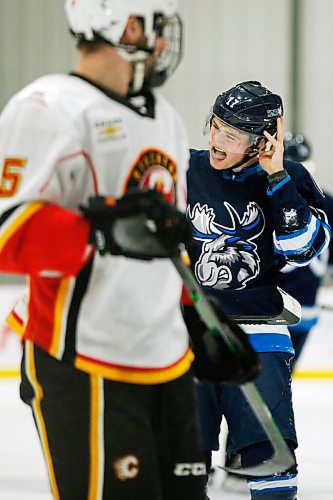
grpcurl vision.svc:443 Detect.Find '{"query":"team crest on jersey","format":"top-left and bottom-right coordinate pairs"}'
top-left (188, 201), bottom-right (265, 289)
top-left (113, 455), bottom-right (139, 481)
top-left (125, 149), bottom-right (177, 203)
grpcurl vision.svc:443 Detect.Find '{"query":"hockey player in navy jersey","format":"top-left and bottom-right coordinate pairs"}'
top-left (185, 81), bottom-right (331, 500)
top-left (279, 133), bottom-right (333, 369)
top-left (217, 133), bottom-right (333, 495)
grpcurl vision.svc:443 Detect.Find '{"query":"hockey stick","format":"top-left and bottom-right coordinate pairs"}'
top-left (229, 287), bottom-right (301, 325)
top-left (172, 250), bottom-right (295, 476)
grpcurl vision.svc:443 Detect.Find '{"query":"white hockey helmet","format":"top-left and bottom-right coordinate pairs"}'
top-left (64, 0), bottom-right (182, 91)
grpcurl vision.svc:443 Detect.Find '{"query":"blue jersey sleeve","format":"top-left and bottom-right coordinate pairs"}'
top-left (267, 160), bottom-right (331, 266)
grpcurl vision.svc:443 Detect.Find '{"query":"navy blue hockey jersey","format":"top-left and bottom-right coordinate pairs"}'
top-left (187, 149), bottom-right (331, 353)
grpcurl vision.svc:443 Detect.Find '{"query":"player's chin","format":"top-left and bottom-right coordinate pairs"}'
top-left (209, 151), bottom-right (229, 170)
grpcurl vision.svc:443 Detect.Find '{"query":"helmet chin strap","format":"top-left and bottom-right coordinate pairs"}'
top-left (130, 59), bottom-right (146, 94)
top-left (228, 152), bottom-right (258, 172)
top-left (116, 48), bottom-right (149, 94)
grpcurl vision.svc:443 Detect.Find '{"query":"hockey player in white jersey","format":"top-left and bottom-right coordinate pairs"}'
top-left (0, 1), bottom-right (261, 499)
top-left (0, 2), bottom-right (206, 499)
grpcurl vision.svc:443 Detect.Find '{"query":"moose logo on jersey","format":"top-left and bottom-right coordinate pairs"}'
top-left (187, 201), bottom-right (265, 289)
top-left (124, 149), bottom-right (177, 204)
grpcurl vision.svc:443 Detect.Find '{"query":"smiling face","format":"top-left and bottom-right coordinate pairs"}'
top-left (209, 117), bottom-right (253, 170)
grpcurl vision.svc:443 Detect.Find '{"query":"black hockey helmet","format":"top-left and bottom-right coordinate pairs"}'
top-left (283, 132), bottom-right (311, 162)
top-left (210, 81), bottom-right (283, 150)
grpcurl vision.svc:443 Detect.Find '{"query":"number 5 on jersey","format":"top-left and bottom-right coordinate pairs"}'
top-left (0, 158), bottom-right (26, 197)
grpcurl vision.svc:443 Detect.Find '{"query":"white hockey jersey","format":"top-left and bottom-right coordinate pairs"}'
top-left (0, 74), bottom-right (193, 383)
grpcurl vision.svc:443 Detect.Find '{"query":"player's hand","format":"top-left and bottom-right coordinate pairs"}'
top-left (258, 116), bottom-right (285, 175)
top-left (183, 298), bottom-right (260, 384)
top-left (80, 189), bottom-right (192, 259)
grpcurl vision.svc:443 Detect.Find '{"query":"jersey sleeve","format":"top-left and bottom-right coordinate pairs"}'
top-left (0, 202), bottom-right (91, 276)
top-left (0, 87), bottom-right (92, 277)
top-left (323, 191), bottom-right (333, 271)
top-left (267, 163), bottom-right (331, 267)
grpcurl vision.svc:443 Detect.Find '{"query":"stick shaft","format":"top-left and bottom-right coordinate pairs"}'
top-left (173, 251), bottom-right (295, 475)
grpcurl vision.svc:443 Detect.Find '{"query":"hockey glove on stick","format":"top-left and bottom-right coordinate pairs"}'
top-left (80, 189), bottom-right (192, 259)
top-left (183, 296), bottom-right (260, 384)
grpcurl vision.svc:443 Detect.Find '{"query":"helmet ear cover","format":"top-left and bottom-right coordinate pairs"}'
top-left (250, 134), bottom-right (268, 154)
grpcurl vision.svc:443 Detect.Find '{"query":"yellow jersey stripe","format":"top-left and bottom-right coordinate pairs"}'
top-left (25, 341), bottom-right (60, 500)
top-left (0, 202), bottom-right (44, 252)
top-left (75, 349), bottom-right (194, 384)
top-left (6, 311), bottom-right (26, 337)
top-left (49, 276), bottom-right (73, 358)
top-left (88, 376), bottom-right (104, 500)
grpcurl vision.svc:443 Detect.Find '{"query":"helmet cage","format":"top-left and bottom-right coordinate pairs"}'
top-left (65, 0), bottom-right (182, 90)
top-left (114, 13), bottom-right (182, 93)
top-left (148, 14), bottom-right (183, 88)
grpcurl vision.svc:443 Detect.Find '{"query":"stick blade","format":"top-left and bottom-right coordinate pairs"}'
top-left (229, 287), bottom-right (302, 325)
top-left (220, 448), bottom-right (295, 477)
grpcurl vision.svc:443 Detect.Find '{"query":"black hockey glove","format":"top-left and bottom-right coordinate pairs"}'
top-left (183, 298), bottom-right (260, 384)
top-left (80, 189), bottom-right (192, 259)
